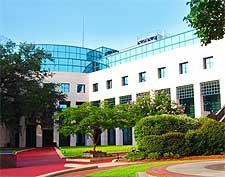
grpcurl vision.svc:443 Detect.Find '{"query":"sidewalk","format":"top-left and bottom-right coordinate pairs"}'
top-left (0, 148), bottom-right (67, 177)
top-left (146, 160), bottom-right (225, 177)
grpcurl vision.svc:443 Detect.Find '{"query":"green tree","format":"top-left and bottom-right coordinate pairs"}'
top-left (0, 41), bottom-right (65, 146)
top-left (55, 102), bottom-right (129, 151)
top-left (184, 0), bottom-right (225, 45)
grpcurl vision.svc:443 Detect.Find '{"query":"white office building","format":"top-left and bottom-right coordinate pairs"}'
top-left (1, 30), bottom-right (224, 147)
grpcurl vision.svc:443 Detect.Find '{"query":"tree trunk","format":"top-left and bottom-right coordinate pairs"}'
top-left (93, 128), bottom-right (102, 152)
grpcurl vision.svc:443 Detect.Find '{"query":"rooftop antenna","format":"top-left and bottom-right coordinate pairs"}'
top-left (82, 16), bottom-right (84, 47)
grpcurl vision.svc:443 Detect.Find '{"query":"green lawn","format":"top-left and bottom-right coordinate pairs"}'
top-left (86, 160), bottom-right (188, 177)
top-left (59, 145), bottom-right (136, 157)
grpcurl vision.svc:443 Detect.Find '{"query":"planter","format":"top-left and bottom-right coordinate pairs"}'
top-left (82, 152), bottom-right (107, 158)
top-left (0, 152), bottom-right (16, 168)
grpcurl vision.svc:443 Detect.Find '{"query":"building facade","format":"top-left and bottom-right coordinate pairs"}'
top-left (1, 30), bottom-right (224, 147)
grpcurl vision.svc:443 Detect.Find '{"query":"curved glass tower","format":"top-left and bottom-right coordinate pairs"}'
top-left (37, 44), bottom-right (118, 73)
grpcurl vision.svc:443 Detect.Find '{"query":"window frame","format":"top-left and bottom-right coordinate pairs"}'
top-left (122, 76), bottom-right (128, 86)
top-left (106, 79), bottom-right (112, 89)
top-left (77, 84), bottom-right (85, 93)
top-left (60, 83), bottom-right (70, 93)
top-left (139, 71), bottom-right (146, 82)
top-left (179, 62), bottom-right (188, 74)
top-left (93, 83), bottom-right (98, 92)
top-left (158, 67), bottom-right (166, 78)
top-left (203, 56), bottom-right (213, 69)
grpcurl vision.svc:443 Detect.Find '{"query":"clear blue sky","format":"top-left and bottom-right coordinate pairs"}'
top-left (1, 0), bottom-right (191, 50)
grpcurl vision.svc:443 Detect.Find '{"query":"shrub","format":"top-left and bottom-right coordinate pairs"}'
top-left (135, 114), bottom-right (199, 145)
top-left (147, 152), bottom-right (161, 160)
top-left (162, 132), bottom-right (185, 156)
top-left (139, 135), bottom-right (164, 153)
top-left (162, 152), bottom-right (180, 159)
top-left (125, 151), bottom-right (145, 161)
top-left (185, 118), bottom-right (225, 155)
top-left (139, 132), bottom-right (185, 156)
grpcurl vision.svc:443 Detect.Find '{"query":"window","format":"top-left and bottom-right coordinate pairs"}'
top-left (179, 62), bottom-right (188, 74)
top-left (139, 71), bottom-right (146, 82)
top-left (201, 80), bottom-right (220, 96)
top-left (60, 83), bottom-right (70, 92)
top-left (122, 76), bottom-right (128, 86)
top-left (158, 67), bottom-right (166, 78)
top-left (119, 95), bottom-right (132, 104)
top-left (59, 101), bottom-right (71, 111)
top-left (200, 80), bottom-right (220, 113)
top-left (203, 56), bottom-right (213, 69)
top-left (92, 100), bottom-right (101, 106)
top-left (177, 85), bottom-right (194, 99)
top-left (105, 98), bottom-right (115, 107)
top-left (77, 84), bottom-right (85, 93)
top-left (106, 80), bottom-right (112, 89)
top-left (93, 83), bottom-right (98, 92)
top-left (156, 88), bottom-right (171, 98)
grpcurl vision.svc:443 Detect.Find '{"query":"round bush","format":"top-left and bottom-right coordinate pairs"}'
top-left (134, 114), bottom-right (200, 144)
top-left (185, 118), bottom-right (225, 155)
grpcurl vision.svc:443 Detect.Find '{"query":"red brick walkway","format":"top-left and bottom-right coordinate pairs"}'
top-left (0, 148), bottom-right (67, 177)
top-left (147, 163), bottom-right (200, 177)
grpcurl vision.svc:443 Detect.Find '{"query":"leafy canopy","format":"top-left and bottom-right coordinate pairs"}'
top-left (55, 102), bottom-right (130, 151)
top-left (0, 41), bottom-right (65, 146)
top-left (184, 0), bottom-right (225, 45)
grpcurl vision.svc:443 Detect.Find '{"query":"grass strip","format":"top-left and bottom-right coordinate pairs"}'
top-left (59, 145), bottom-right (136, 157)
top-left (86, 160), bottom-right (187, 177)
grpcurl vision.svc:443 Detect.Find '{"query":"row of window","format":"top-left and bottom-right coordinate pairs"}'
top-left (60, 83), bottom-right (85, 93)
top-left (60, 56), bottom-right (213, 93)
top-left (92, 56), bottom-right (213, 92)
top-left (159, 56), bottom-right (213, 78)
top-left (92, 80), bottom-right (220, 117)
top-left (95, 80), bottom-right (219, 104)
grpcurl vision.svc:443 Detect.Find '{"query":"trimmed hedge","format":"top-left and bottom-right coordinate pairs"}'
top-left (185, 118), bottom-right (225, 155)
top-left (139, 132), bottom-right (185, 156)
top-left (134, 114), bottom-right (200, 144)
top-left (134, 114), bottom-right (225, 159)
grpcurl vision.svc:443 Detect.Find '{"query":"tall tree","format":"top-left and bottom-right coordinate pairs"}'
top-left (0, 41), bottom-right (65, 146)
top-left (184, 0), bottom-right (225, 45)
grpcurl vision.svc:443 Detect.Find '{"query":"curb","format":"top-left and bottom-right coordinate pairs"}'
top-left (37, 165), bottom-right (98, 177)
top-left (15, 148), bottom-right (35, 155)
top-left (54, 147), bottom-right (65, 159)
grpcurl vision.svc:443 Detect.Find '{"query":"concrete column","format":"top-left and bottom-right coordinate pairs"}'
top-left (70, 134), bottom-right (77, 146)
top-left (194, 83), bottom-right (202, 117)
top-left (132, 92), bottom-right (137, 102)
top-left (101, 130), bottom-right (108, 145)
top-left (132, 127), bottom-right (136, 145)
top-left (170, 86), bottom-right (177, 102)
top-left (36, 125), bottom-right (42, 147)
top-left (115, 128), bottom-right (123, 145)
top-left (19, 117), bottom-right (26, 147)
top-left (85, 135), bottom-right (93, 146)
top-left (115, 97), bottom-right (120, 105)
top-left (53, 121), bottom-right (59, 147)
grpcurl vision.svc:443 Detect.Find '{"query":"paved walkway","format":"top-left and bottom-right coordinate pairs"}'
top-left (0, 148), bottom-right (67, 177)
top-left (1, 148), bottom-right (224, 177)
top-left (147, 160), bottom-right (225, 177)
